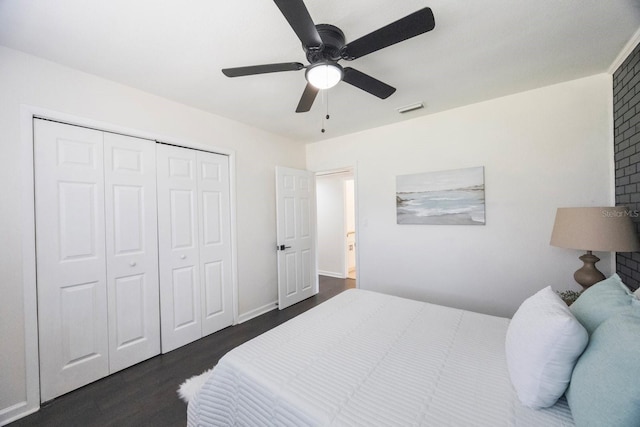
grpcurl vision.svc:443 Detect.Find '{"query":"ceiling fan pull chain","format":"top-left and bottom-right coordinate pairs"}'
top-left (321, 90), bottom-right (327, 133)
top-left (326, 91), bottom-right (330, 120)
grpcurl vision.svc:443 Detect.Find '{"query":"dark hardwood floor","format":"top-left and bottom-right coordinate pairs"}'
top-left (11, 276), bottom-right (355, 427)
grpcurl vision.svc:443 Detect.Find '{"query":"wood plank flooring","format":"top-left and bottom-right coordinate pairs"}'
top-left (10, 276), bottom-right (355, 427)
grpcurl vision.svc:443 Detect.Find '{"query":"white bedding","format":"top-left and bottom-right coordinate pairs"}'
top-left (188, 289), bottom-right (575, 426)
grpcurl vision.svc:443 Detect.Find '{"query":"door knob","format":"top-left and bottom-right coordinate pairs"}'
top-left (180, 255), bottom-right (186, 259)
top-left (129, 261), bottom-right (137, 267)
top-left (277, 244), bottom-right (292, 251)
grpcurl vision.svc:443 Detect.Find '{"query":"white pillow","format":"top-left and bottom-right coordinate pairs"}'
top-left (505, 286), bottom-right (588, 409)
top-left (634, 287), bottom-right (640, 299)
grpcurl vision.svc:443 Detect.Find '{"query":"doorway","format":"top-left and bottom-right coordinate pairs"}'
top-left (315, 169), bottom-right (357, 282)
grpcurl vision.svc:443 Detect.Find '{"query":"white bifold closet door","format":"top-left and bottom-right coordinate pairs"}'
top-left (103, 132), bottom-right (160, 373)
top-left (34, 119), bottom-right (160, 401)
top-left (157, 144), bottom-right (233, 353)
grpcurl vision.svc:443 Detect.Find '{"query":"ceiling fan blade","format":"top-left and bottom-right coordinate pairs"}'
top-left (342, 67), bottom-right (396, 99)
top-left (222, 62), bottom-right (304, 77)
top-left (296, 83), bottom-right (319, 113)
top-left (274, 0), bottom-right (323, 49)
top-left (341, 7), bottom-right (435, 60)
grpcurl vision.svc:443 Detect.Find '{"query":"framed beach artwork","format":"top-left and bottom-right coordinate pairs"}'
top-left (396, 166), bottom-right (485, 225)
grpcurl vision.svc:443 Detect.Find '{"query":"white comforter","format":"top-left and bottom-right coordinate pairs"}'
top-left (188, 289), bottom-right (574, 426)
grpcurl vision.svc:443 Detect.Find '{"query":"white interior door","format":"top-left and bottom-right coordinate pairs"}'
top-left (34, 119), bottom-right (109, 401)
top-left (197, 151), bottom-right (233, 335)
top-left (276, 166), bottom-right (318, 310)
top-left (103, 133), bottom-right (160, 372)
top-left (157, 144), bottom-right (203, 352)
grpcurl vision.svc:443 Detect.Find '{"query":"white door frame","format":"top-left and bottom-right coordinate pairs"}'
top-left (19, 105), bottom-right (239, 416)
top-left (343, 177), bottom-right (357, 279)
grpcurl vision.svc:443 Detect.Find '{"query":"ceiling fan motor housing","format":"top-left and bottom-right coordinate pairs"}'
top-left (305, 24), bottom-right (346, 64)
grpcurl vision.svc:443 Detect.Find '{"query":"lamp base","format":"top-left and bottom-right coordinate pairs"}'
top-left (574, 251), bottom-right (606, 290)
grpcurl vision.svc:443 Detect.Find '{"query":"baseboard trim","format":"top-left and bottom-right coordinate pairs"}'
top-left (0, 401), bottom-right (39, 426)
top-left (237, 301), bottom-right (278, 324)
top-left (318, 270), bottom-right (346, 279)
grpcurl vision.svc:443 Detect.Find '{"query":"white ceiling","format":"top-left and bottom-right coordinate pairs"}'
top-left (1, 0), bottom-right (640, 143)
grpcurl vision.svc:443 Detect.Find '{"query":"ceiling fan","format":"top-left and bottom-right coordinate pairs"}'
top-left (222, 0), bottom-right (435, 113)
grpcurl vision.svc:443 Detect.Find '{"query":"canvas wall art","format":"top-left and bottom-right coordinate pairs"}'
top-left (396, 166), bottom-right (485, 225)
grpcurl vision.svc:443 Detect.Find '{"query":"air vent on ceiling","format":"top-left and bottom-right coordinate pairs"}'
top-left (396, 102), bottom-right (424, 114)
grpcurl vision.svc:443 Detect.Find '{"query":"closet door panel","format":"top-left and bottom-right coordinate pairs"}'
top-left (171, 265), bottom-right (199, 327)
top-left (113, 274), bottom-right (146, 342)
top-left (204, 261), bottom-right (224, 315)
top-left (197, 152), bottom-right (233, 335)
top-left (157, 144), bottom-right (202, 352)
top-left (104, 133), bottom-right (160, 372)
top-left (34, 119), bottom-right (109, 402)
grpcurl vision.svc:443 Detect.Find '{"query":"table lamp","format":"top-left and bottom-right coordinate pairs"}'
top-left (550, 207), bottom-right (640, 289)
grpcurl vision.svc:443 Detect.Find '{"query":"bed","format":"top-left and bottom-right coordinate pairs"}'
top-left (187, 288), bottom-right (579, 426)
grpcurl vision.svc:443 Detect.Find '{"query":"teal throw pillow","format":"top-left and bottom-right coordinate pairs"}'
top-left (566, 309), bottom-right (640, 427)
top-left (569, 274), bottom-right (636, 335)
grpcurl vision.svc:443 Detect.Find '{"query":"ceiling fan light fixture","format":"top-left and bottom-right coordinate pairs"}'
top-left (306, 62), bottom-right (343, 89)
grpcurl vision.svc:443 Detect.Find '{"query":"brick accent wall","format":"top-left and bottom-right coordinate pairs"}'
top-left (614, 42), bottom-right (640, 291)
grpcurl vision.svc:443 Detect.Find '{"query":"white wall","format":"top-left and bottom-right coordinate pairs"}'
top-left (316, 174), bottom-right (348, 277)
top-left (0, 46), bottom-right (305, 424)
top-left (307, 74), bottom-right (615, 318)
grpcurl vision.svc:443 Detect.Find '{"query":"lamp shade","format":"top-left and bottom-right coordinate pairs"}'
top-left (550, 207), bottom-right (640, 252)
